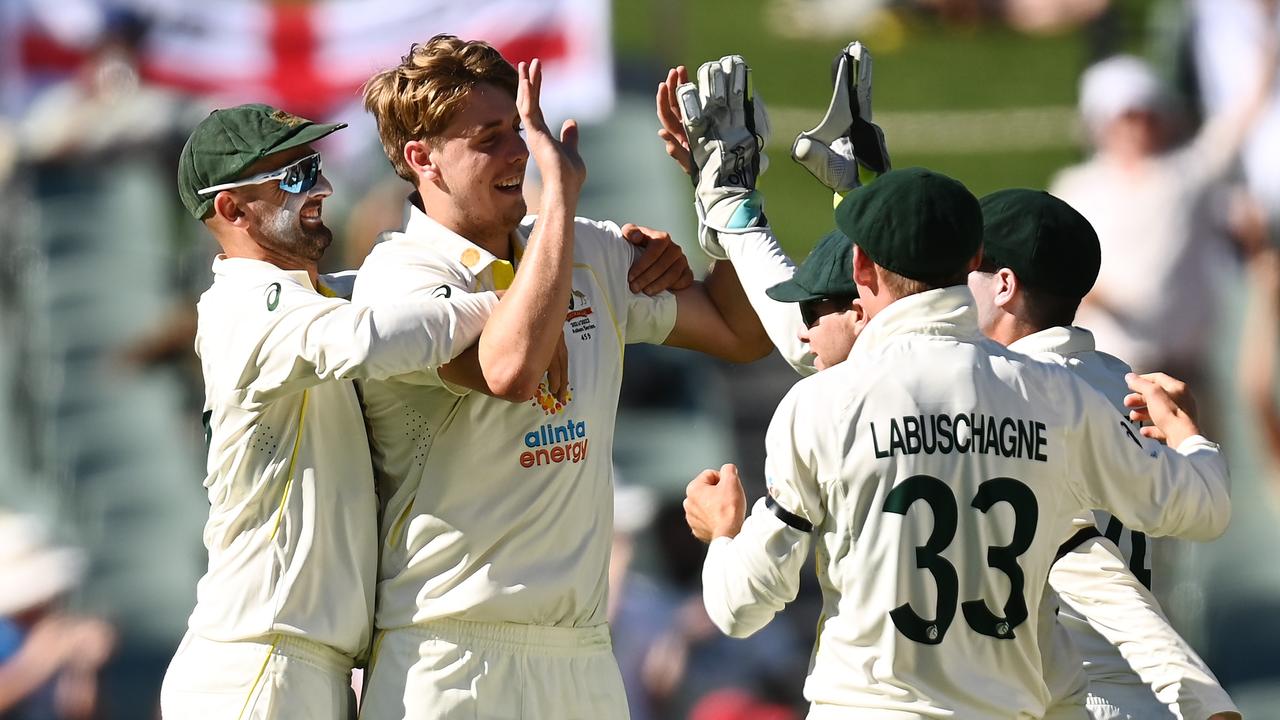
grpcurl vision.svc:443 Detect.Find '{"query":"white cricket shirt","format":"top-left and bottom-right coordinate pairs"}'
top-left (1013, 326), bottom-right (1238, 719)
top-left (189, 256), bottom-right (494, 658)
top-left (353, 203), bottom-right (677, 631)
top-left (702, 287), bottom-right (1230, 718)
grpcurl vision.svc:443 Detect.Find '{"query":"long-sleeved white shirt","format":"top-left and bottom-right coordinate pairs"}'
top-left (1013, 326), bottom-right (1239, 719)
top-left (702, 287), bottom-right (1230, 718)
top-left (188, 256), bottom-right (494, 659)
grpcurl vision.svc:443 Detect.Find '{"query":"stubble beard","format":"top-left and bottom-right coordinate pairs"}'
top-left (258, 199), bottom-right (332, 263)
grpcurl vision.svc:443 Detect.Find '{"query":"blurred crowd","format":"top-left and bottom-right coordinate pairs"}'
top-left (2, 0), bottom-right (1280, 717)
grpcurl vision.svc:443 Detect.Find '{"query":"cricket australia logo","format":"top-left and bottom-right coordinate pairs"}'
top-left (566, 288), bottom-right (597, 340)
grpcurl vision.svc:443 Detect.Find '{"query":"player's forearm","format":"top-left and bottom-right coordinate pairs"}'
top-left (702, 502), bottom-right (808, 638)
top-left (477, 188), bottom-right (576, 400)
top-left (242, 292), bottom-right (497, 407)
top-left (1051, 539), bottom-right (1239, 719)
top-left (700, 260), bottom-right (775, 363)
top-left (1160, 439), bottom-right (1232, 540)
top-left (720, 229), bottom-right (817, 375)
top-left (1077, 394), bottom-right (1231, 541)
top-left (1111, 440), bottom-right (1231, 541)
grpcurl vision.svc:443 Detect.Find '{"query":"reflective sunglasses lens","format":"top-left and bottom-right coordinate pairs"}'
top-left (279, 155), bottom-right (321, 194)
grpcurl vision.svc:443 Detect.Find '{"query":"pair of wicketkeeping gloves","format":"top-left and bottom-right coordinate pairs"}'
top-left (677, 42), bottom-right (891, 259)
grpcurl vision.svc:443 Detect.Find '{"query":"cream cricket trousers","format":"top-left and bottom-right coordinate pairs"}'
top-left (357, 617), bottom-right (630, 720)
top-left (160, 631), bottom-right (357, 720)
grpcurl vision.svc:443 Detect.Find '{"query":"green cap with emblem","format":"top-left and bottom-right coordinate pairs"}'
top-left (979, 188), bottom-right (1100, 299)
top-left (766, 229), bottom-right (857, 303)
top-left (178, 103), bottom-right (346, 220)
top-left (834, 166), bottom-right (982, 283)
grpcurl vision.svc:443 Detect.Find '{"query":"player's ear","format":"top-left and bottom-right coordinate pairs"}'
top-left (405, 140), bottom-right (441, 184)
top-left (848, 299), bottom-right (869, 336)
top-left (852, 245), bottom-right (877, 291)
top-left (993, 267), bottom-right (1018, 308)
top-left (212, 191), bottom-right (249, 227)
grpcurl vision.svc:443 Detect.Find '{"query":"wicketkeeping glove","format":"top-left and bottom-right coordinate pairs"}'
top-left (676, 55), bottom-right (771, 260)
top-left (791, 42), bottom-right (891, 196)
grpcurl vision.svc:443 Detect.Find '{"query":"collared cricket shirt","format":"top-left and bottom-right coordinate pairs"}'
top-left (354, 204), bottom-right (676, 631)
top-left (189, 256), bottom-right (494, 659)
top-left (702, 287), bottom-right (1230, 718)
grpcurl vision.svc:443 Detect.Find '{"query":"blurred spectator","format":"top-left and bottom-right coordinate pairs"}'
top-left (1049, 43), bottom-right (1275, 409)
top-left (0, 511), bottom-right (116, 719)
top-left (609, 482), bottom-right (679, 720)
top-left (16, 10), bottom-right (195, 164)
top-left (608, 494), bottom-right (808, 720)
top-left (1191, 0), bottom-right (1280, 480)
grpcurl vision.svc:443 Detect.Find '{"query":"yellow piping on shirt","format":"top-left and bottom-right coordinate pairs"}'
top-left (573, 262), bottom-right (623, 366)
top-left (270, 389), bottom-right (309, 541)
top-left (237, 634), bottom-right (281, 720)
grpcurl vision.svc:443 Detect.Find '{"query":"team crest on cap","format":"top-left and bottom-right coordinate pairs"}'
top-left (270, 110), bottom-right (305, 127)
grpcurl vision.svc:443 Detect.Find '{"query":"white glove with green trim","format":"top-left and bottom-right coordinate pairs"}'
top-left (792, 41), bottom-right (891, 196)
top-left (676, 55), bottom-right (771, 260)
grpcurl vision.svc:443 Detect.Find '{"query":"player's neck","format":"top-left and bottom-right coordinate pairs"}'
top-left (216, 232), bottom-right (320, 286)
top-left (991, 312), bottom-right (1040, 347)
top-left (417, 192), bottom-right (513, 260)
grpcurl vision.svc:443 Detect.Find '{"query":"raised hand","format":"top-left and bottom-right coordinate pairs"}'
top-left (792, 41), bottom-right (891, 195)
top-left (671, 55), bottom-right (771, 260)
top-left (517, 59), bottom-right (586, 197)
top-left (656, 66), bottom-right (693, 175)
top-left (1123, 372), bottom-right (1201, 447)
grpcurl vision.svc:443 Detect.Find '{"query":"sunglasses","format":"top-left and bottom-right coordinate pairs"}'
top-left (198, 153), bottom-right (323, 197)
top-left (799, 295), bottom-right (859, 329)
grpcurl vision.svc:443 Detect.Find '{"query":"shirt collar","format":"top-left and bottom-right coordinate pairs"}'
top-left (402, 193), bottom-right (526, 275)
top-left (212, 255), bottom-right (316, 291)
top-left (850, 286), bottom-right (982, 360)
top-left (1008, 325), bottom-right (1097, 357)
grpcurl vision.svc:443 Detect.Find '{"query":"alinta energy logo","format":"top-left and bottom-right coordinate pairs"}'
top-left (521, 417), bottom-right (589, 469)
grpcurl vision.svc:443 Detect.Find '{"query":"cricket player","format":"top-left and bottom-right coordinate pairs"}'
top-left (161, 105), bottom-right (491, 719)
top-left (682, 166), bottom-right (1231, 718)
top-left (160, 102), bottom-right (578, 719)
top-left (352, 37), bottom-right (774, 718)
top-left (968, 189), bottom-right (1241, 720)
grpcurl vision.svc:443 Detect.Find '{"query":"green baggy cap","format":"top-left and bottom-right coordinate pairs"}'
top-left (834, 167), bottom-right (982, 282)
top-left (766, 229), bottom-right (858, 303)
top-left (177, 103), bottom-right (346, 220)
top-left (979, 188), bottom-right (1100, 298)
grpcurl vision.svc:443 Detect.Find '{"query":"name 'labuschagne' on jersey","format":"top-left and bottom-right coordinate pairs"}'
top-left (869, 413), bottom-right (1049, 461)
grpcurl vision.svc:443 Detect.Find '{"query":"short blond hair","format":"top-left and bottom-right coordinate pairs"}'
top-left (877, 265), bottom-right (968, 299)
top-left (363, 34), bottom-right (518, 183)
